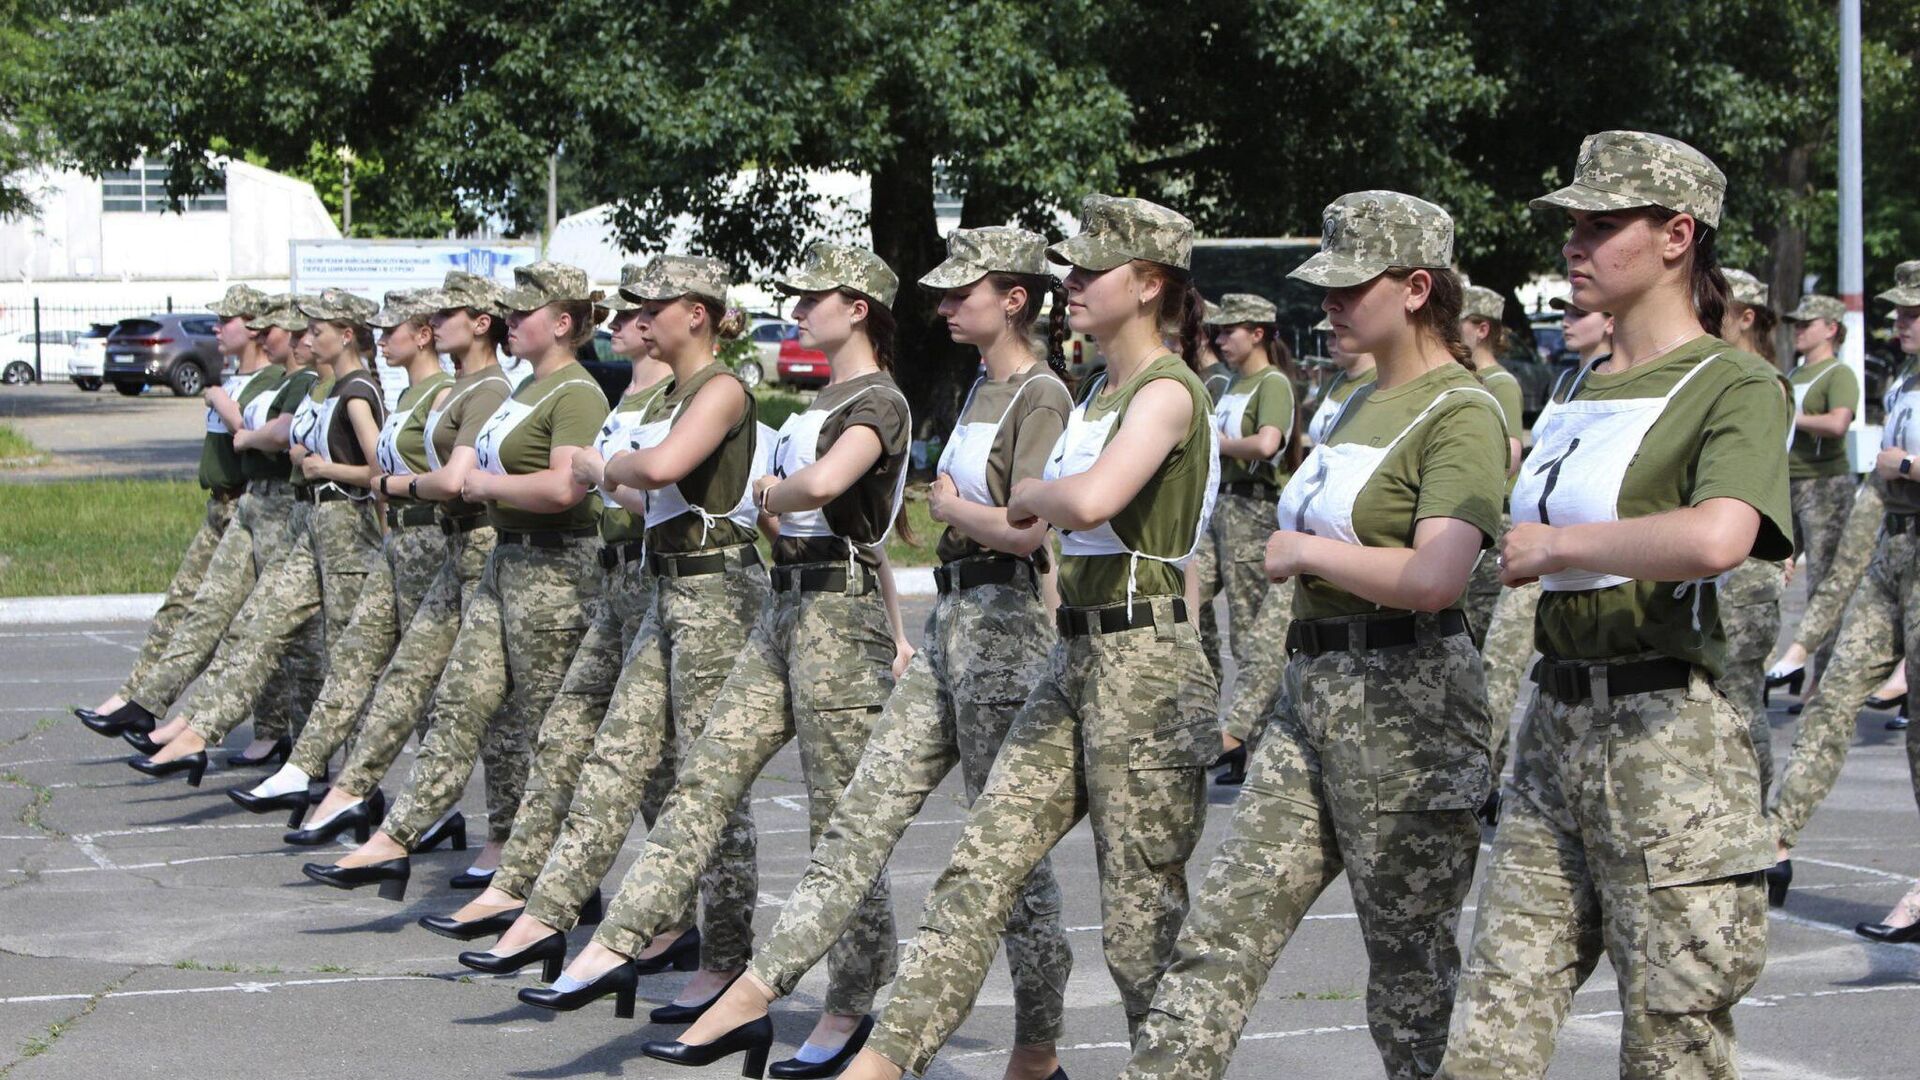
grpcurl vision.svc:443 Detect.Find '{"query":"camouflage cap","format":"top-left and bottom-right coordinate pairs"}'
top-left (600, 263), bottom-right (649, 314)
top-left (421, 270), bottom-right (510, 317)
top-left (1786, 294), bottom-right (1846, 323)
top-left (1290, 191), bottom-right (1453, 288)
top-left (367, 288), bottom-right (440, 329)
top-left (1531, 130), bottom-right (1726, 229)
top-left (297, 288), bottom-right (379, 325)
top-left (619, 254), bottom-right (733, 306)
top-left (1047, 194), bottom-right (1194, 272)
top-left (919, 226), bottom-right (1049, 289)
top-left (246, 293), bottom-right (309, 333)
top-left (1877, 260), bottom-right (1920, 307)
top-left (1723, 269), bottom-right (1771, 311)
top-left (775, 242), bottom-right (899, 309)
top-left (209, 284), bottom-right (271, 319)
top-left (499, 260), bottom-right (602, 313)
top-left (1461, 284), bottom-right (1505, 321)
top-left (1204, 293), bottom-right (1278, 326)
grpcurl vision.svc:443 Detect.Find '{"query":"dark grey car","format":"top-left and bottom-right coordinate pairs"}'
top-left (104, 313), bottom-right (225, 397)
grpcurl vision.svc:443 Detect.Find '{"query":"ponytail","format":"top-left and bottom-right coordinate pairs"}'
top-left (1650, 209), bottom-right (1729, 337)
top-left (839, 288), bottom-right (896, 371)
top-left (1137, 262), bottom-right (1206, 371)
top-left (989, 272), bottom-right (1070, 381)
top-left (1384, 267), bottom-right (1471, 368)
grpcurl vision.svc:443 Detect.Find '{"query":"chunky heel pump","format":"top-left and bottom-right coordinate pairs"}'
top-left (1763, 666), bottom-right (1804, 706)
top-left (418, 905), bottom-right (524, 941)
top-left (417, 811), bottom-right (468, 853)
top-left (228, 736), bottom-right (291, 769)
top-left (448, 867), bottom-right (495, 890)
top-left (227, 784), bottom-right (312, 828)
top-left (82, 701), bottom-right (156, 738)
top-left (1766, 859), bottom-right (1792, 908)
top-left (634, 925), bottom-right (701, 975)
top-left (650, 970), bottom-right (743, 1025)
top-left (284, 789), bottom-right (385, 847)
top-left (458, 931), bottom-right (566, 982)
top-left (517, 959), bottom-right (637, 1017)
top-left (641, 1015), bottom-right (775, 1079)
top-left (128, 751), bottom-right (207, 787)
top-left (1856, 919), bottom-right (1920, 944)
top-left (768, 1014), bottom-right (874, 1078)
top-left (1890, 714), bottom-right (1912, 731)
top-left (302, 856), bottom-right (411, 901)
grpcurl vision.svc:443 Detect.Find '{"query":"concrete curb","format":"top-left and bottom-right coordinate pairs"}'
top-left (0, 569), bottom-right (943, 626)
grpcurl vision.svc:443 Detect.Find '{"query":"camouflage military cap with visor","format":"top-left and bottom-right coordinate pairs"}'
top-left (1204, 293), bottom-right (1278, 326)
top-left (1289, 190), bottom-right (1454, 289)
top-left (1530, 130), bottom-right (1726, 230)
top-left (919, 226), bottom-right (1049, 290)
top-left (1046, 194), bottom-right (1194, 273)
top-left (775, 242), bottom-right (899, 309)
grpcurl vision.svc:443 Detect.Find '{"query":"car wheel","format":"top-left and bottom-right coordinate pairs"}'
top-left (3, 361), bottom-right (35, 385)
top-left (736, 359), bottom-right (764, 389)
top-left (73, 377), bottom-right (103, 392)
top-left (113, 381), bottom-right (145, 397)
top-left (168, 361), bottom-right (206, 397)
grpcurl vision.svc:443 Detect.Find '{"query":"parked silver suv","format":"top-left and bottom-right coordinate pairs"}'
top-left (104, 313), bottom-right (225, 396)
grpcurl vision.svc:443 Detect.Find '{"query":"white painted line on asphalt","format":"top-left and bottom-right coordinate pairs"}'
top-left (0, 629), bottom-right (143, 639)
top-left (0, 675), bottom-right (120, 684)
top-left (41, 850), bottom-right (288, 875)
top-left (0, 754), bottom-right (127, 769)
top-left (83, 630), bottom-right (138, 653)
top-left (0, 974), bottom-right (440, 1006)
top-left (72, 838), bottom-right (116, 869)
top-left (1771, 909), bottom-right (1920, 953)
top-left (0, 594), bottom-right (163, 625)
top-left (1794, 854), bottom-right (1920, 885)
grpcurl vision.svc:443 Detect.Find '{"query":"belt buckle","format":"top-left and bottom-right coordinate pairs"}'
top-left (933, 565), bottom-right (952, 593)
top-left (1545, 662), bottom-right (1585, 704)
top-left (1296, 622), bottom-right (1324, 654)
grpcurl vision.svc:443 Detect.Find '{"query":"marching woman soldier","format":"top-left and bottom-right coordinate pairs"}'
top-left (130, 289), bottom-right (388, 783)
top-left (1121, 192), bottom-right (1506, 1080)
top-left (84, 296), bottom-right (315, 748)
top-left (1766, 261), bottom-right (1920, 912)
top-left (813, 195), bottom-right (1217, 1080)
top-left (1781, 294), bottom-right (1860, 625)
top-left (228, 288), bottom-right (451, 813)
top-left (1458, 283), bottom-right (1524, 648)
top-left (1435, 131), bottom-right (1793, 1080)
top-left (276, 274), bottom-right (515, 865)
top-left (419, 259), bottom-right (682, 935)
top-left (305, 261), bottom-right (610, 899)
top-left (511, 241), bottom-right (915, 1060)
top-left (76, 285), bottom-right (272, 731)
top-left (634, 227), bottom-right (1074, 1080)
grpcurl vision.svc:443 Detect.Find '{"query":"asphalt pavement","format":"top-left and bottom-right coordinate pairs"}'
top-left (3, 589), bottom-right (1920, 1079)
top-left (1, 383), bottom-right (205, 482)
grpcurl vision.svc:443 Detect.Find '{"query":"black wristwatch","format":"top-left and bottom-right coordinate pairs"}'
top-left (408, 477), bottom-right (420, 499)
top-left (1901, 456), bottom-right (1913, 476)
top-left (378, 475), bottom-right (390, 497)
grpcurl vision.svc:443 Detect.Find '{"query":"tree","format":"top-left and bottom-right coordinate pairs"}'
top-left (0, 0), bottom-right (63, 218)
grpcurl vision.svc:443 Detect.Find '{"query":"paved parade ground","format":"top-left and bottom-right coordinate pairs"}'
top-left (2, 588), bottom-right (1919, 1080)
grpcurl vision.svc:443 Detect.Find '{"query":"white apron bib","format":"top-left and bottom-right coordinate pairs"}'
top-left (422, 371), bottom-right (512, 472)
top-left (938, 371), bottom-right (1069, 506)
top-left (771, 384), bottom-right (911, 572)
top-left (1212, 368), bottom-right (1288, 467)
top-left (1787, 361), bottom-right (1842, 454)
top-left (207, 367), bottom-right (265, 435)
top-left (1306, 371), bottom-right (1362, 446)
top-left (473, 375), bottom-right (597, 477)
top-left (375, 383), bottom-right (441, 477)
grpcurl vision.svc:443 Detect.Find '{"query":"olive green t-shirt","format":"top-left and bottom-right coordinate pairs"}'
top-left (324, 370), bottom-right (384, 473)
top-left (934, 366), bottom-right (1072, 568)
top-left (1197, 361), bottom-right (1233, 406)
top-left (772, 370), bottom-right (912, 569)
top-left (484, 362), bottom-right (610, 533)
top-left (389, 371), bottom-right (452, 477)
top-left (1787, 356), bottom-right (1860, 480)
top-left (429, 367), bottom-right (516, 519)
top-left (242, 365), bottom-right (313, 483)
top-left (644, 365), bottom-right (762, 555)
top-left (197, 363), bottom-right (281, 491)
top-left (1305, 366), bottom-right (1377, 444)
top-left (1478, 363), bottom-right (1524, 440)
top-left (288, 373), bottom-right (335, 493)
top-left (596, 377), bottom-right (674, 545)
top-left (1216, 366), bottom-right (1297, 488)
top-left (1057, 354), bottom-right (1214, 608)
top-left (1533, 336), bottom-right (1794, 676)
top-left (1289, 362), bottom-right (1508, 621)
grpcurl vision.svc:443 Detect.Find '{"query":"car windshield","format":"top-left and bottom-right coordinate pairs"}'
top-left (112, 319), bottom-right (164, 337)
top-left (751, 323), bottom-right (786, 343)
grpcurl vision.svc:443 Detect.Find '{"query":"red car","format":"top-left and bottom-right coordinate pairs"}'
top-left (777, 324), bottom-right (830, 389)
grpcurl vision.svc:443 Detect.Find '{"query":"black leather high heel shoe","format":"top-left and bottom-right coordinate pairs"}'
top-left (457, 931), bottom-right (566, 982)
top-left (81, 701), bottom-right (155, 738)
top-left (768, 1014), bottom-right (874, 1078)
top-left (1856, 919), bottom-right (1920, 944)
top-left (417, 811), bottom-right (468, 853)
top-left (122, 728), bottom-right (164, 755)
top-left (1868, 692), bottom-right (1905, 710)
top-left (1766, 859), bottom-right (1792, 908)
top-left (448, 867), bottom-right (495, 890)
top-left (128, 751), bottom-right (207, 787)
top-left (1764, 666), bottom-right (1805, 706)
top-left (303, 856), bottom-right (411, 901)
top-left (419, 905), bottom-right (525, 941)
top-left (641, 1015), bottom-right (773, 1079)
top-left (1212, 744), bottom-right (1247, 786)
top-left (228, 783), bottom-right (312, 828)
top-left (634, 925), bottom-right (701, 975)
top-left (651, 970), bottom-right (744, 1025)
top-left (517, 958), bottom-right (638, 1017)
top-left (228, 736), bottom-right (291, 768)
top-left (284, 789), bottom-right (385, 847)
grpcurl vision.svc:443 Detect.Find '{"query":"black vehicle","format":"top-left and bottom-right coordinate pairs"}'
top-left (1189, 238), bottom-right (1326, 356)
top-left (104, 313), bottom-right (224, 397)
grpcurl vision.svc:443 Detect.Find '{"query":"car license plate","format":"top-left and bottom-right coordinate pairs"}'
top-left (788, 364), bottom-right (813, 374)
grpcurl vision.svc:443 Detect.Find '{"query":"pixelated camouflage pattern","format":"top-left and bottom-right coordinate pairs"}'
top-left (1290, 191), bottom-right (1454, 288)
top-left (1047, 194), bottom-right (1193, 273)
top-left (750, 580), bottom-right (1072, 1046)
top-left (367, 289), bottom-right (439, 330)
top-left (1479, 580), bottom-right (1540, 782)
top-left (1793, 478), bottom-right (1883, 654)
top-left (499, 260), bottom-right (601, 313)
top-left (1531, 129), bottom-right (1727, 229)
top-left (209, 284), bottom-right (272, 319)
top-left (1196, 492), bottom-right (1286, 691)
top-left (1203, 292), bottom-right (1279, 326)
top-left (246, 295), bottom-right (310, 333)
top-left (1218, 577), bottom-right (1295, 746)
top-left (1785, 294), bottom-right (1846, 323)
top-left (919, 226), bottom-right (1050, 289)
top-left (619, 253), bottom-right (733, 305)
top-left (1464, 548), bottom-right (1503, 651)
top-left (120, 496), bottom-right (237, 697)
top-left (297, 288), bottom-right (380, 325)
top-left (1877, 260), bottom-right (1920, 307)
top-left (1441, 670), bottom-right (1772, 1079)
top-left (598, 262), bottom-right (650, 313)
top-left (1791, 472), bottom-right (1854, 639)
top-left (1461, 284), bottom-right (1505, 322)
top-left (864, 599), bottom-right (1214, 1075)
top-left (775, 241), bottom-right (900, 309)
top-left (1722, 269), bottom-right (1771, 311)
top-left (1720, 574), bottom-right (1782, 798)
top-left (418, 270), bottom-right (510, 317)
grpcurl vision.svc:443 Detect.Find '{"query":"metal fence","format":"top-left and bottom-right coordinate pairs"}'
top-left (0, 298), bottom-right (190, 383)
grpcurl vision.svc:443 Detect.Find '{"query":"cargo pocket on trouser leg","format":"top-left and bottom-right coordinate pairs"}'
top-left (1642, 814), bottom-right (1771, 1016)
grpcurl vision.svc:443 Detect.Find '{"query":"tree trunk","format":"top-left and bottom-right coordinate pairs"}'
top-left (869, 136), bottom-right (971, 438)
top-left (1767, 142), bottom-right (1814, 369)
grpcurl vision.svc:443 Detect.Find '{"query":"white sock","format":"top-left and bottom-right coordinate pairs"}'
top-left (250, 764), bottom-right (311, 799)
top-left (306, 796), bottom-right (362, 829)
top-left (792, 1040), bottom-right (843, 1064)
top-left (464, 865), bottom-right (495, 878)
top-left (549, 972), bottom-right (592, 993)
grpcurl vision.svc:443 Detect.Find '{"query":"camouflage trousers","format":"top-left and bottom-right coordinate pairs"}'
top-left (181, 498), bottom-right (380, 744)
top-left (323, 524), bottom-right (501, 806)
top-left (1124, 615), bottom-right (1494, 1080)
top-left (1196, 491), bottom-right (1281, 682)
top-left (1219, 581), bottom-right (1295, 746)
top-left (1790, 477), bottom-right (1882, 661)
top-left (1463, 549), bottom-right (1503, 652)
top-left (128, 482), bottom-right (303, 738)
top-left (866, 596), bottom-right (1215, 1075)
top-left (279, 516), bottom-right (447, 777)
top-left (591, 573), bottom-right (899, 1015)
top-left (1480, 581), bottom-right (1540, 782)
top-left (1438, 668), bottom-right (1772, 1080)
top-left (1720, 558), bottom-right (1785, 798)
top-left (120, 492), bottom-right (238, 696)
top-left (382, 535), bottom-right (602, 849)
top-left (521, 551), bottom-right (770, 976)
top-left (488, 557), bottom-right (665, 904)
top-left (750, 573), bottom-right (1072, 1046)
top-left (1790, 473), bottom-right (1858, 633)
top-left (1769, 528), bottom-right (1920, 848)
